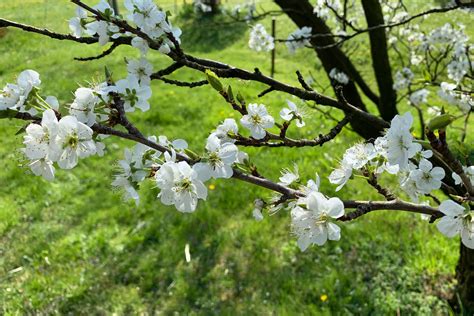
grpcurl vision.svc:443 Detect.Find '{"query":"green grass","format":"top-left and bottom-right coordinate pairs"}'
top-left (0, 1), bottom-right (471, 314)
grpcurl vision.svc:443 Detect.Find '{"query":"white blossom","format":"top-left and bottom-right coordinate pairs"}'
top-left (0, 70), bottom-right (41, 114)
top-left (452, 166), bottom-right (474, 186)
top-left (328, 162), bottom-right (352, 192)
top-left (28, 158), bottom-right (55, 181)
top-left (248, 24), bottom-right (274, 52)
top-left (278, 164), bottom-right (300, 186)
top-left (235, 151), bottom-right (249, 164)
top-left (124, 0), bottom-right (165, 34)
top-left (131, 37), bottom-right (150, 55)
top-left (69, 87), bottom-right (99, 126)
top-left (438, 82), bottom-right (458, 104)
top-left (385, 112), bottom-right (420, 170)
top-left (447, 57), bottom-right (469, 83)
top-left (409, 159), bottom-right (445, 194)
top-left (193, 134), bottom-right (238, 181)
top-left (69, 6), bottom-right (88, 38)
top-left (112, 149), bottom-right (141, 205)
top-left (400, 174), bottom-right (420, 202)
top-left (155, 161), bottom-right (207, 212)
top-left (23, 109), bottom-right (59, 180)
top-left (409, 89), bottom-right (429, 106)
top-left (313, 0), bottom-right (340, 19)
top-left (56, 116), bottom-right (96, 169)
top-left (458, 94), bottom-right (473, 114)
top-left (85, 20), bottom-right (120, 46)
top-left (329, 68), bottom-right (349, 85)
top-left (253, 199), bottom-right (264, 221)
top-left (286, 27), bottom-right (312, 54)
top-left (23, 109), bottom-right (58, 161)
top-left (212, 118), bottom-right (238, 143)
top-left (240, 103), bottom-right (274, 140)
top-left (437, 200), bottom-right (474, 249)
top-left (393, 67), bottom-right (414, 91)
top-left (127, 58), bottom-right (153, 85)
top-left (291, 192), bottom-right (344, 251)
top-left (343, 142), bottom-right (377, 170)
top-left (114, 76), bottom-right (152, 112)
top-left (194, 0), bottom-right (213, 13)
top-left (156, 22), bottom-right (182, 54)
top-left (279, 100), bottom-right (305, 127)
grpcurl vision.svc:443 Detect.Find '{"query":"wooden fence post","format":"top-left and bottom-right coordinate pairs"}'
top-left (271, 18), bottom-right (276, 78)
top-left (109, 0), bottom-right (119, 15)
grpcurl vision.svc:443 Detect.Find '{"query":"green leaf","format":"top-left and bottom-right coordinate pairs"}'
top-left (236, 92), bottom-right (245, 105)
top-left (205, 70), bottom-right (224, 92)
top-left (427, 114), bottom-right (456, 131)
top-left (15, 124), bottom-right (28, 135)
top-left (227, 85), bottom-right (234, 101)
top-left (105, 66), bottom-right (113, 84)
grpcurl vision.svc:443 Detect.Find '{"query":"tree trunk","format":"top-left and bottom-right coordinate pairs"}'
top-left (361, 0), bottom-right (398, 121)
top-left (202, 0), bottom-right (220, 13)
top-left (273, 0), bottom-right (383, 139)
top-left (452, 243), bottom-right (474, 313)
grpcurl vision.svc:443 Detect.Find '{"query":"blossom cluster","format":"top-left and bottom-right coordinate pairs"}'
top-left (391, 23), bottom-right (473, 114)
top-left (231, 2), bottom-right (256, 21)
top-left (328, 111), bottom-right (474, 248)
top-left (248, 24), bottom-right (274, 53)
top-left (113, 131), bottom-right (239, 212)
top-left (24, 109), bottom-right (102, 180)
top-left (112, 98), bottom-right (308, 214)
top-left (0, 70), bottom-right (43, 115)
top-left (0, 69), bottom-right (108, 181)
top-left (286, 27), bottom-right (312, 54)
top-left (69, 0), bottom-right (181, 54)
top-left (329, 112), bottom-right (444, 197)
top-left (260, 166), bottom-right (345, 251)
top-left (313, 0), bottom-right (341, 20)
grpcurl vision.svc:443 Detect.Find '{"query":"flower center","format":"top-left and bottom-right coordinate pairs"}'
top-left (422, 172), bottom-right (432, 181)
top-left (208, 152), bottom-right (222, 167)
top-left (177, 178), bottom-right (192, 192)
top-left (315, 212), bottom-right (328, 225)
top-left (251, 114), bottom-right (262, 124)
top-left (66, 134), bottom-right (79, 149)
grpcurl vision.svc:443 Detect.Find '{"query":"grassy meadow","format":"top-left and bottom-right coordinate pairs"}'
top-left (0, 0), bottom-right (472, 314)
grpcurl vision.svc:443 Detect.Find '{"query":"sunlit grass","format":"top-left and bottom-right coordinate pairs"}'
top-left (0, 1), bottom-right (470, 314)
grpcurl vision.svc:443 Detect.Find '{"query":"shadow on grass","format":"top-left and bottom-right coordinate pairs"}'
top-left (177, 9), bottom-right (247, 53)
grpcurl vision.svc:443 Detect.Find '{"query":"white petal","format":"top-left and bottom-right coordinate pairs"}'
top-left (311, 225), bottom-right (328, 246)
top-left (439, 200), bottom-right (465, 216)
top-left (327, 222), bottom-right (341, 241)
top-left (326, 198), bottom-right (345, 218)
top-left (461, 227), bottom-right (474, 249)
top-left (437, 216), bottom-right (461, 238)
top-left (193, 163), bottom-right (212, 182)
top-left (297, 234), bottom-right (312, 251)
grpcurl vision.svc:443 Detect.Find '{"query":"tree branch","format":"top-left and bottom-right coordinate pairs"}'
top-left (7, 109), bottom-right (442, 221)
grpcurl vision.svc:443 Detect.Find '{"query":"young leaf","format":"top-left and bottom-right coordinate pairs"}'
top-left (205, 70), bottom-right (224, 92)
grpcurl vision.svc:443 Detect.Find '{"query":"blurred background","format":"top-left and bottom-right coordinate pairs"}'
top-left (0, 0), bottom-right (470, 314)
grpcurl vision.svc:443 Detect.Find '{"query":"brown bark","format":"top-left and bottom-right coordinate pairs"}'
top-left (451, 244), bottom-right (474, 313)
top-left (361, 0), bottom-right (398, 121)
